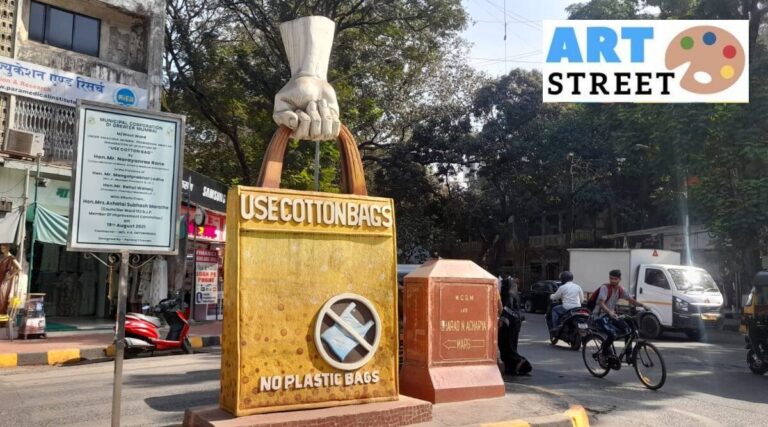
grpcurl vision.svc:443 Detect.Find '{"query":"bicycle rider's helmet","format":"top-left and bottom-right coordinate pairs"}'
top-left (559, 271), bottom-right (574, 284)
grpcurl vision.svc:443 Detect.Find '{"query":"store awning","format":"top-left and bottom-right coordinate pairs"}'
top-left (0, 209), bottom-right (21, 244)
top-left (32, 203), bottom-right (68, 246)
top-left (25, 203), bottom-right (189, 247)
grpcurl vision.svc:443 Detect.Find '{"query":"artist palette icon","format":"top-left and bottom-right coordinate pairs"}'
top-left (665, 26), bottom-right (745, 94)
top-left (314, 293), bottom-right (381, 371)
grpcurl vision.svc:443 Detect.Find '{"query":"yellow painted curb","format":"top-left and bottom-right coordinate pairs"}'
top-left (189, 336), bottom-right (204, 348)
top-left (0, 353), bottom-right (18, 368)
top-left (482, 421), bottom-right (530, 427)
top-left (481, 405), bottom-right (589, 427)
top-left (105, 345), bottom-right (116, 357)
top-left (566, 405), bottom-right (590, 427)
top-left (48, 348), bottom-right (81, 365)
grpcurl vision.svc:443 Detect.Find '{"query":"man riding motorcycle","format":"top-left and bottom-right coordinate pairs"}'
top-left (548, 271), bottom-right (584, 331)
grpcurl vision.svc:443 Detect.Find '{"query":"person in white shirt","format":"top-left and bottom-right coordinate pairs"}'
top-left (549, 271), bottom-right (584, 330)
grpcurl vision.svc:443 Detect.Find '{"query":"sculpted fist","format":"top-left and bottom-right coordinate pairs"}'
top-left (273, 16), bottom-right (341, 141)
top-left (273, 77), bottom-right (340, 141)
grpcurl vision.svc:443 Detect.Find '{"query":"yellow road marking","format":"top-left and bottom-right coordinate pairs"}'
top-left (189, 336), bottom-right (203, 348)
top-left (0, 353), bottom-right (18, 367)
top-left (47, 349), bottom-right (80, 365)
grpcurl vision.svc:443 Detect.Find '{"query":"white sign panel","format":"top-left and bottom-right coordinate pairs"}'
top-left (543, 20), bottom-right (749, 103)
top-left (68, 102), bottom-right (184, 253)
top-left (0, 58), bottom-right (148, 108)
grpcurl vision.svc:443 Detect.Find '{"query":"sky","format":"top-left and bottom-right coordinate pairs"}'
top-left (461, 0), bottom-right (579, 75)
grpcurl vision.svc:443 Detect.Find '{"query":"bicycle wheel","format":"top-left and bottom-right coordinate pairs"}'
top-left (633, 341), bottom-right (666, 390)
top-left (582, 334), bottom-right (610, 378)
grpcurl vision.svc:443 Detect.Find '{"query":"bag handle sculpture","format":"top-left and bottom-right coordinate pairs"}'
top-left (256, 124), bottom-right (367, 196)
top-left (262, 16), bottom-right (367, 196)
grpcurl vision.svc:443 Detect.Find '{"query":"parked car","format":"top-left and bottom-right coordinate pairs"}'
top-left (521, 280), bottom-right (560, 313)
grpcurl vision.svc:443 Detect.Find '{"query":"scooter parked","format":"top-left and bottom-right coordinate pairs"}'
top-left (546, 302), bottom-right (591, 350)
top-left (123, 295), bottom-right (193, 357)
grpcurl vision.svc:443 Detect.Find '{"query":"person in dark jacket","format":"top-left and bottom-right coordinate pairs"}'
top-left (498, 281), bottom-right (531, 375)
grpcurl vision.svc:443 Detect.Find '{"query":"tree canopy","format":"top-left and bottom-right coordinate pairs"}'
top-left (165, 0), bottom-right (768, 298)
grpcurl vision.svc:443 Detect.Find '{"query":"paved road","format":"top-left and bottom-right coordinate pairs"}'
top-left (0, 316), bottom-right (766, 426)
top-left (0, 351), bottom-right (222, 427)
top-left (510, 313), bottom-right (768, 426)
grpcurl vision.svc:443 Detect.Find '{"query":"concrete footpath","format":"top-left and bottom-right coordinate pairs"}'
top-left (423, 382), bottom-right (590, 427)
top-left (0, 320), bottom-right (222, 367)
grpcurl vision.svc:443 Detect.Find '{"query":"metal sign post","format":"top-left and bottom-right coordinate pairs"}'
top-left (111, 251), bottom-right (129, 427)
top-left (85, 251), bottom-right (158, 427)
top-left (67, 101), bottom-right (185, 427)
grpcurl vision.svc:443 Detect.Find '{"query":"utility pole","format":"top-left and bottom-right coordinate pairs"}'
top-left (567, 153), bottom-right (575, 248)
top-left (314, 141), bottom-right (321, 191)
top-left (16, 168), bottom-right (29, 265)
top-left (680, 168), bottom-right (693, 265)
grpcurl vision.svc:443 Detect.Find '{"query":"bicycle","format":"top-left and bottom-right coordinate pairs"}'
top-left (582, 311), bottom-right (667, 390)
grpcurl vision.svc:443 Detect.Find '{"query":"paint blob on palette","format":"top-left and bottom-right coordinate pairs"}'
top-left (666, 26), bottom-right (745, 94)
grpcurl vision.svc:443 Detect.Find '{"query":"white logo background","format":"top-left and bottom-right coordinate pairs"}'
top-left (543, 20), bottom-right (749, 103)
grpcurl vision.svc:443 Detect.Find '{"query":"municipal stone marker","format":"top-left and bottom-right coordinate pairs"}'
top-left (400, 260), bottom-right (505, 403)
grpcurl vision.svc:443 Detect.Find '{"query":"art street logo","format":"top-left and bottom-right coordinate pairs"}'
top-left (543, 20), bottom-right (748, 103)
top-left (314, 293), bottom-right (381, 370)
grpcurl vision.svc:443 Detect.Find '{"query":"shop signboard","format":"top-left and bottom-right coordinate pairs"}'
top-left (180, 205), bottom-right (226, 242)
top-left (195, 249), bottom-right (219, 305)
top-left (182, 169), bottom-right (228, 213)
top-left (67, 101), bottom-right (184, 254)
top-left (0, 58), bottom-right (148, 108)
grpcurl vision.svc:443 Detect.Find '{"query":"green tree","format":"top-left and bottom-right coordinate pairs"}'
top-left (165, 0), bottom-right (468, 189)
top-left (563, 0), bottom-right (768, 298)
top-left (566, 0), bottom-right (641, 19)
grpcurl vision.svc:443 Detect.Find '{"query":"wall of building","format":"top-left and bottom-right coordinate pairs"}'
top-left (0, 0), bottom-right (14, 139)
top-left (14, 0), bottom-right (163, 108)
top-left (0, 0), bottom-right (164, 163)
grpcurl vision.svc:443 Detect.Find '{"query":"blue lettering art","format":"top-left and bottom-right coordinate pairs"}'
top-left (586, 27), bottom-right (620, 63)
top-left (621, 27), bottom-right (654, 62)
top-left (547, 26), bottom-right (654, 63)
top-left (546, 27), bottom-right (583, 63)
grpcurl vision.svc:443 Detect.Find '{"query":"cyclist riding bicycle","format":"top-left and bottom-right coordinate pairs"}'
top-left (593, 269), bottom-right (647, 367)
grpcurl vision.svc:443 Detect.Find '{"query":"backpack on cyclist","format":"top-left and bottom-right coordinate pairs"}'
top-left (586, 284), bottom-right (613, 311)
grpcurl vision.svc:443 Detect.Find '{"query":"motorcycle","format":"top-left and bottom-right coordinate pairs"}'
top-left (546, 302), bottom-right (591, 350)
top-left (123, 295), bottom-right (193, 357)
top-left (742, 271), bottom-right (768, 375)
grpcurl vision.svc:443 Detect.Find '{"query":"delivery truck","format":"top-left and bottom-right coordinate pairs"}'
top-left (568, 248), bottom-right (723, 340)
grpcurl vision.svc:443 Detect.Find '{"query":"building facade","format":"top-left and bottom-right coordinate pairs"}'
top-left (0, 0), bottom-right (165, 319)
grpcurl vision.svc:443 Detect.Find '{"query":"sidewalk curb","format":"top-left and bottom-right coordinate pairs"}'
top-left (0, 334), bottom-right (221, 367)
top-left (481, 405), bottom-right (589, 427)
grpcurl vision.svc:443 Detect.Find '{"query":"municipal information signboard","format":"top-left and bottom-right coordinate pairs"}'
top-left (68, 101), bottom-right (184, 253)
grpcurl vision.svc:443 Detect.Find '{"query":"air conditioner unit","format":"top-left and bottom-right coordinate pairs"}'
top-left (5, 129), bottom-right (44, 157)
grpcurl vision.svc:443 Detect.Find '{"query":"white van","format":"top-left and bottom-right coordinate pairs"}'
top-left (569, 249), bottom-right (723, 340)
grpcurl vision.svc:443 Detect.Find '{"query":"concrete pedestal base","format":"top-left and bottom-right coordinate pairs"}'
top-left (400, 363), bottom-right (505, 404)
top-left (183, 396), bottom-right (432, 427)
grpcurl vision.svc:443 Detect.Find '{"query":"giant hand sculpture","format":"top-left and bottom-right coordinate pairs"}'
top-left (273, 16), bottom-right (341, 141)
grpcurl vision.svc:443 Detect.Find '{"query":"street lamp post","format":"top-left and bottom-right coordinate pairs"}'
top-left (680, 167), bottom-right (693, 265)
